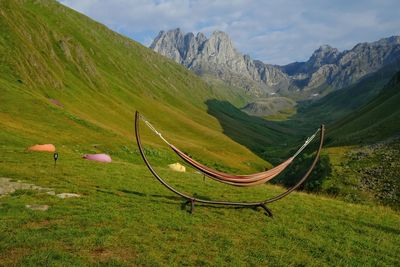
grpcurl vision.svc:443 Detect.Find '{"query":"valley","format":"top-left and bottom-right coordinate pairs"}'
top-left (0, 0), bottom-right (399, 266)
top-left (150, 27), bottom-right (400, 210)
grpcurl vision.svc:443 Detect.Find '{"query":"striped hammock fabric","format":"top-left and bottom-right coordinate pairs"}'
top-left (140, 114), bottom-right (319, 187)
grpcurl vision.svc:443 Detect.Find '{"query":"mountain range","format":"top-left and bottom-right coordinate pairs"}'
top-left (151, 28), bottom-right (400, 99)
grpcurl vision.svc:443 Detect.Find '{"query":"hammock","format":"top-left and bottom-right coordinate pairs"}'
top-left (140, 113), bottom-right (320, 187)
top-left (134, 111), bottom-right (325, 216)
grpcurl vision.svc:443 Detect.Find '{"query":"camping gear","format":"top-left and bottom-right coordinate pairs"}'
top-left (83, 153), bottom-right (112, 163)
top-left (168, 163), bottom-right (186, 172)
top-left (28, 144), bottom-right (56, 152)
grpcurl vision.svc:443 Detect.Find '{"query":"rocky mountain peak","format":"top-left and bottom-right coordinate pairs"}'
top-left (196, 32), bottom-right (207, 42)
top-left (307, 44), bottom-right (341, 71)
top-left (313, 44), bottom-right (340, 59)
top-left (374, 36), bottom-right (400, 46)
top-left (210, 30), bottom-right (230, 40)
top-left (151, 29), bottom-right (400, 99)
top-left (317, 44), bottom-right (335, 51)
top-left (150, 29), bottom-right (290, 95)
top-left (202, 30), bottom-right (237, 61)
top-left (150, 28), bottom-right (185, 63)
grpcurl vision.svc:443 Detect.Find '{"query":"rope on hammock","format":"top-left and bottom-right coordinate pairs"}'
top-left (140, 114), bottom-right (172, 146)
top-left (138, 114), bottom-right (320, 187)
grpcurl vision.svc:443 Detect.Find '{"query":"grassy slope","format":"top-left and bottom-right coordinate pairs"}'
top-left (0, 0), bottom-right (269, 172)
top-left (205, 99), bottom-right (300, 163)
top-left (200, 74), bottom-right (254, 107)
top-left (0, 1), bottom-right (399, 266)
top-left (328, 71), bottom-right (400, 145)
top-left (285, 63), bottom-right (399, 133)
top-left (315, 72), bottom-right (400, 207)
top-left (281, 72), bottom-right (400, 209)
top-left (241, 97), bottom-right (296, 120)
top-left (1, 146), bottom-right (399, 266)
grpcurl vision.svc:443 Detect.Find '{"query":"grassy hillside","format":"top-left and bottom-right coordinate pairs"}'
top-left (241, 97), bottom-right (296, 120)
top-left (284, 63), bottom-right (400, 133)
top-left (318, 71), bottom-right (400, 208)
top-left (278, 72), bottom-right (400, 209)
top-left (206, 99), bottom-right (302, 164)
top-left (328, 71), bottom-right (400, 145)
top-left (1, 140), bottom-right (400, 266)
top-left (0, 0), bottom-right (272, 172)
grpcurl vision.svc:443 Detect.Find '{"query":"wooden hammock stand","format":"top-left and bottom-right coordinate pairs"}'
top-left (135, 111), bottom-right (325, 217)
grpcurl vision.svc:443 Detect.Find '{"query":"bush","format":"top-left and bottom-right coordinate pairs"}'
top-left (275, 153), bottom-right (332, 193)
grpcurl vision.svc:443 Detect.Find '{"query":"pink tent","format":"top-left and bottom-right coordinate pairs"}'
top-left (48, 98), bottom-right (64, 107)
top-left (83, 153), bottom-right (112, 163)
top-left (28, 144), bottom-right (56, 152)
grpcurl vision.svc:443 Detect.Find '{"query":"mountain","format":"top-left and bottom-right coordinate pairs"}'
top-left (0, 0), bottom-right (274, 172)
top-left (151, 29), bottom-right (400, 99)
top-left (283, 36), bottom-right (400, 93)
top-left (150, 29), bottom-right (290, 97)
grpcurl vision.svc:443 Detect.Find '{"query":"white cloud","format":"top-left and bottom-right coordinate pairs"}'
top-left (59, 0), bottom-right (400, 65)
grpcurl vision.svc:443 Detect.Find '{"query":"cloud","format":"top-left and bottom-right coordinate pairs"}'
top-left (59, 0), bottom-right (400, 65)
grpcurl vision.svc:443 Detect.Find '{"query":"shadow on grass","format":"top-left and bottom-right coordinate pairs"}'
top-left (117, 188), bottom-right (271, 216)
top-left (205, 99), bottom-right (299, 163)
top-left (359, 221), bottom-right (400, 235)
top-left (96, 189), bottom-right (117, 195)
top-left (118, 188), bottom-right (181, 201)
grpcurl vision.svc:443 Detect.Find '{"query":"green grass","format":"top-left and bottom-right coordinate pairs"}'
top-left (200, 74), bottom-right (254, 107)
top-left (277, 143), bottom-right (400, 210)
top-left (205, 99), bottom-right (299, 163)
top-left (321, 143), bottom-right (400, 208)
top-left (264, 107), bottom-right (296, 121)
top-left (1, 144), bottom-right (400, 266)
top-left (328, 71), bottom-right (400, 145)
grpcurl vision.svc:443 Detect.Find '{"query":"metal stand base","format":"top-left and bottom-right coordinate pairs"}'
top-left (259, 204), bottom-right (273, 217)
top-left (184, 200), bottom-right (273, 217)
top-left (184, 199), bottom-right (195, 214)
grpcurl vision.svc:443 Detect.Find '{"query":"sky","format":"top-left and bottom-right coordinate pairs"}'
top-left (59, 0), bottom-right (400, 65)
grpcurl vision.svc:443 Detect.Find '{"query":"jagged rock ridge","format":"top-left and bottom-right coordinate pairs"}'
top-left (151, 29), bottom-right (400, 98)
top-left (151, 28), bottom-right (290, 96)
top-left (282, 36), bottom-right (400, 91)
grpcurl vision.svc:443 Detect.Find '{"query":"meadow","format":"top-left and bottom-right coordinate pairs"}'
top-left (1, 131), bottom-right (400, 266)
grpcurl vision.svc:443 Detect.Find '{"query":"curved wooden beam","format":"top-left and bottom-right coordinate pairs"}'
top-left (135, 111), bottom-right (325, 215)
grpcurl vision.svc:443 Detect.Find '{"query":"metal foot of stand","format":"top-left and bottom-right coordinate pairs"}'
top-left (259, 204), bottom-right (273, 217)
top-left (184, 199), bottom-right (195, 214)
